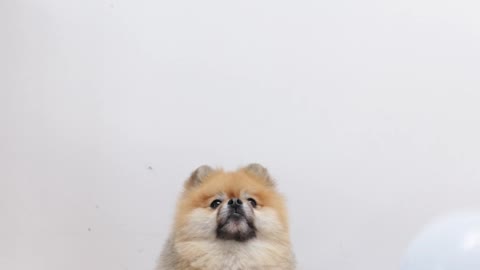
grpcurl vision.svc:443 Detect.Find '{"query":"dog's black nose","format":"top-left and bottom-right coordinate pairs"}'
top-left (228, 198), bottom-right (243, 208)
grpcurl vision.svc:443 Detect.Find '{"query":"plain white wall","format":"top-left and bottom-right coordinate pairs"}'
top-left (2, 0), bottom-right (480, 269)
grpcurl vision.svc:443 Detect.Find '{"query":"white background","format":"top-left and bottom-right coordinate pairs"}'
top-left (2, 1), bottom-right (480, 269)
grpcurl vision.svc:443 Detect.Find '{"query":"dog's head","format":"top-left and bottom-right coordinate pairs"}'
top-left (173, 164), bottom-right (289, 243)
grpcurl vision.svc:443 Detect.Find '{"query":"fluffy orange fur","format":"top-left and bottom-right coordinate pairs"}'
top-left (157, 165), bottom-right (295, 270)
top-left (175, 169), bottom-right (289, 231)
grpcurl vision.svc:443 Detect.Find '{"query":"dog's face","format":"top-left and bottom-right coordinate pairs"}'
top-left (213, 191), bottom-right (257, 241)
top-left (173, 164), bottom-right (289, 244)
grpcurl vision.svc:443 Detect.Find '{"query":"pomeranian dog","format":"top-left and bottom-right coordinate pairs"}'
top-left (157, 163), bottom-right (295, 270)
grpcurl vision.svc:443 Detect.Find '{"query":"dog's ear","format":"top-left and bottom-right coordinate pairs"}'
top-left (242, 163), bottom-right (275, 187)
top-left (185, 165), bottom-right (214, 189)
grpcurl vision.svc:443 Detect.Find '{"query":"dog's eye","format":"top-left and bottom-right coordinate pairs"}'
top-left (247, 198), bottom-right (257, 208)
top-left (210, 199), bottom-right (222, 209)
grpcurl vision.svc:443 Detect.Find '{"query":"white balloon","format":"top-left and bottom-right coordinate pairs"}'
top-left (401, 213), bottom-right (480, 270)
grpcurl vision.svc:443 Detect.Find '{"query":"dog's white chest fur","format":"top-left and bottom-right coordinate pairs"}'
top-left (162, 238), bottom-right (294, 270)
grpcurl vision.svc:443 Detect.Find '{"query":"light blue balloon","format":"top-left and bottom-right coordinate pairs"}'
top-left (401, 213), bottom-right (480, 270)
